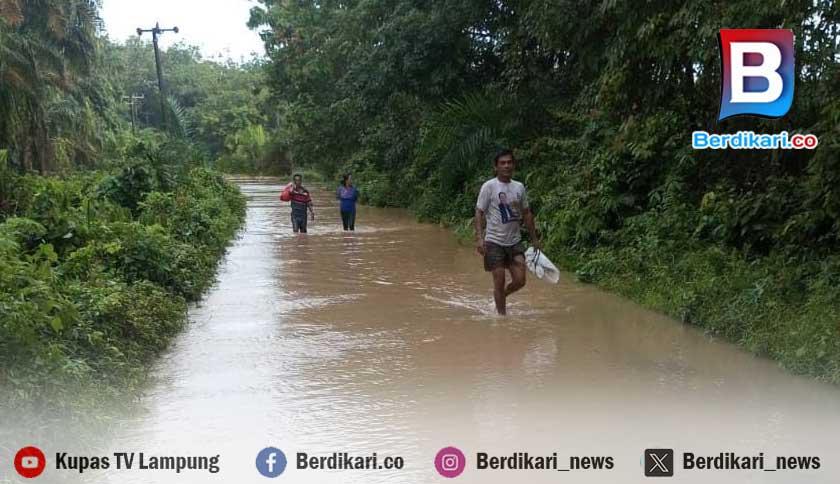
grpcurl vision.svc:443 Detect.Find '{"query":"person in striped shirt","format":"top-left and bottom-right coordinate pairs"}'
top-left (290, 174), bottom-right (315, 233)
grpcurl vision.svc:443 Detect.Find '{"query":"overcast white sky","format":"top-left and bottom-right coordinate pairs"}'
top-left (100, 0), bottom-right (266, 61)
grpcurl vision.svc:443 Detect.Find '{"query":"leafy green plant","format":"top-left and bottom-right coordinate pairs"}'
top-left (0, 161), bottom-right (245, 412)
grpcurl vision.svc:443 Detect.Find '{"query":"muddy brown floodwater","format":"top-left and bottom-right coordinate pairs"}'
top-left (73, 179), bottom-right (840, 483)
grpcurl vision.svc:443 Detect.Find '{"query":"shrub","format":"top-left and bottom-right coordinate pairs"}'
top-left (0, 163), bottom-right (245, 411)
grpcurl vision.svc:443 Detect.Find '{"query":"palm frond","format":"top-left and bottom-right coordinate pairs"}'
top-left (0, 0), bottom-right (23, 26)
top-left (46, 1), bottom-right (67, 40)
top-left (165, 96), bottom-right (194, 139)
top-left (419, 90), bottom-right (518, 176)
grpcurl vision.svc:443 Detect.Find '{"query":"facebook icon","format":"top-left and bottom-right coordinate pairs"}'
top-left (256, 447), bottom-right (287, 478)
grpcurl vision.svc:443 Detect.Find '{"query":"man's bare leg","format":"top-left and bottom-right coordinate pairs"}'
top-left (505, 255), bottom-right (527, 296)
top-left (492, 267), bottom-right (507, 315)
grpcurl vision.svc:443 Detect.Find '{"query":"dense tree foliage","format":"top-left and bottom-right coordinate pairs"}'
top-left (249, 0), bottom-right (840, 381)
top-left (0, 2), bottom-right (251, 409)
top-left (102, 40), bottom-right (276, 169)
top-left (1, 1), bottom-right (273, 173)
top-left (0, 0), bottom-right (107, 172)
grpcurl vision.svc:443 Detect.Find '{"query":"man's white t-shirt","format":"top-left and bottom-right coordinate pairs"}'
top-left (476, 177), bottom-right (529, 246)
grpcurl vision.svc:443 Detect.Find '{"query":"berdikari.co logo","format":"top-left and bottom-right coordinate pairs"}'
top-left (692, 28), bottom-right (818, 150)
top-left (718, 29), bottom-right (794, 120)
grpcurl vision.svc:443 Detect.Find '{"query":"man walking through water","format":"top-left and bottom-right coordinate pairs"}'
top-left (475, 149), bottom-right (541, 315)
top-left (290, 173), bottom-right (315, 233)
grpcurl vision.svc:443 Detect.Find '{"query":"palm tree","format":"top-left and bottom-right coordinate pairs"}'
top-left (0, 0), bottom-right (101, 172)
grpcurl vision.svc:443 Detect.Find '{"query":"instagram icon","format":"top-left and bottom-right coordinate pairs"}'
top-left (435, 446), bottom-right (466, 478)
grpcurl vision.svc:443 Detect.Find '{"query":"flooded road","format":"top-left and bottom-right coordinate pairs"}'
top-left (88, 179), bottom-right (840, 483)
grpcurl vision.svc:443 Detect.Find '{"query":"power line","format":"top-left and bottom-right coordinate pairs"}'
top-left (121, 94), bottom-right (145, 132)
top-left (136, 23), bottom-right (179, 131)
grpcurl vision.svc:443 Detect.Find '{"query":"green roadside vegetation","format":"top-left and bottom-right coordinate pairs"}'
top-left (0, 141), bottom-right (245, 409)
top-left (0, 3), bottom-right (263, 410)
top-left (245, 1), bottom-right (840, 383)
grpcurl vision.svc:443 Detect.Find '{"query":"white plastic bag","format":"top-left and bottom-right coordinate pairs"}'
top-left (524, 247), bottom-right (560, 284)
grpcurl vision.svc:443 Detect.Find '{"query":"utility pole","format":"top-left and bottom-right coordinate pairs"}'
top-left (121, 94), bottom-right (145, 133)
top-left (136, 22), bottom-right (179, 130)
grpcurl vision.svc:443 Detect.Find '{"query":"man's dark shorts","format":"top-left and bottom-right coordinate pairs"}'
top-left (484, 241), bottom-right (526, 271)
